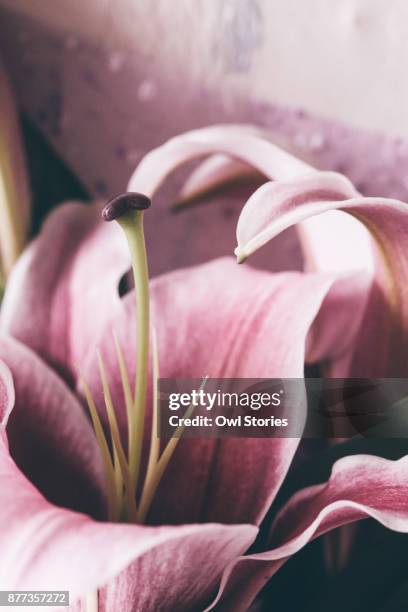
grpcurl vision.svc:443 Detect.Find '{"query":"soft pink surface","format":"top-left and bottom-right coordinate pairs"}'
top-left (0, 202), bottom-right (129, 382)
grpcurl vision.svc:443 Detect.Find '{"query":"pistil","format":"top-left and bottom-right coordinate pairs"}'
top-left (103, 193), bottom-right (151, 492)
top-left (82, 193), bottom-right (201, 526)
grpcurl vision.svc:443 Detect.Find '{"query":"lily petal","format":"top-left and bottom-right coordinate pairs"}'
top-left (178, 154), bottom-right (261, 205)
top-left (0, 433), bottom-right (255, 610)
top-left (0, 201), bottom-right (130, 382)
top-left (0, 334), bottom-right (104, 516)
top-left (127, 125), bottom-right (311, 196)
top-left (208, 454), bottom-right (408, 611)
top-left (98, 522), bottom-right (256, 612)
top-left (176, 125), bottom-right (319, 204)
top-left (237, 180), bottom-right (408, 375)
top-left (0, 359), bottom-right (13, 429)
top-left (128, 125), bottom-right (372, 274)
top-left (83, 258), bottom-right (367, 526)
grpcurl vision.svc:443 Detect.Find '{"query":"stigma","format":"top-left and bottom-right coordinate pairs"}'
top-left (102, 192), bottom-right (151, 222)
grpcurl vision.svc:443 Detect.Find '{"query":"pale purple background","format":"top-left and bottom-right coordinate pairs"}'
top-left (1, 6), bottom-right (408, 277)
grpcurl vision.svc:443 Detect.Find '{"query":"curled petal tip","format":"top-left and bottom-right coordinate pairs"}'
top-left (235, 248), bottom-right (247, 264)
top-left (102, 192), bottom-right (151, 222)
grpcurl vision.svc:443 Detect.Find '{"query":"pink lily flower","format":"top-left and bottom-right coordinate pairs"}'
top-left (157, 125), bottom-right (406, 377)
top-left (0, 126), bottom-right (407, 611)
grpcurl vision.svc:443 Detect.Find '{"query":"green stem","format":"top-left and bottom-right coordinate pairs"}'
top-left (0, 60), bottom-right (30, 278)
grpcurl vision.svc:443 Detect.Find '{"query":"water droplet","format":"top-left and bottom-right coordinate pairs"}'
top-left (114, 146), bottom-right (127, 159)
top-left (308, 132), bottom-right (326, 151)
top-left (108, 51), bottom-right (125, 73)
top-left (94, 179), bottom-right (108, 196)
top-left (294, 131), bottom-right (326, 152)
top-left (137, 79), bottom-right (157, 102)
top-left (293, 133), bottom-right (308, 150)
top-left (126, 149), bottom-right (143, 164)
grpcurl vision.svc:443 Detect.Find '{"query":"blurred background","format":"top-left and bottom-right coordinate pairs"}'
top-left (1, 2), bottom-right (408, 610)
top-left (1, 0), bottom-right (408, 277)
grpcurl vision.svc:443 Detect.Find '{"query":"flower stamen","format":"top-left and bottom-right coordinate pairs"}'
top-left (97, 350), bottom-right (137, 522)
top-left (80, 372), bottom-right (118, 521)
top-left (113, 331), bottom-right (134, 456)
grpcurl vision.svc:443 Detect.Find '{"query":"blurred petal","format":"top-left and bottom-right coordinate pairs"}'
top-left (176, 126), bottom-right (319, 205)
top-left (0, 201), bottom-right (129, 381)
top-left (0, 431), bottom-right (255, 610)
top-left (129, 125), bottom-right (372, 274)
top-left (178, 154), bottom-right (261, 204)
top-left (176, 124), bottom-right (321, 203)
top-left (0, 334), bottom-right (104, 516)
top-left (208, 454), bottom-right (408, 611)
top-left (128, 124), bottom-right (310, 195)
top-left (236, 177), bottom-right (408, 375)
top-left (83, 258), bottom-right (366, 526)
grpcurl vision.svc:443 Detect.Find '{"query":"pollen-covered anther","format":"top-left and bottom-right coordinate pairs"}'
top-left (102, 192), bottom-right (151, 222)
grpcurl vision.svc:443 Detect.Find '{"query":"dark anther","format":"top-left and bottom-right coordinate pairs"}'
top-left (102, 192), bottom-right (151, 221)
